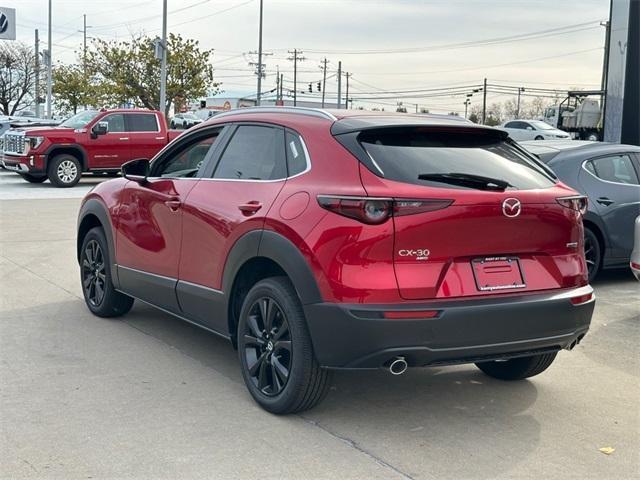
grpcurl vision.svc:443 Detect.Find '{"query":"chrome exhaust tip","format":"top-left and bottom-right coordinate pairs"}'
top-left (388, 356), bottom-right (408, 375)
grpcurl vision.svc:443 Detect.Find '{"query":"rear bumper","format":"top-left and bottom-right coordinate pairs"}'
top-left (304, 286), bottom-right (594, 368)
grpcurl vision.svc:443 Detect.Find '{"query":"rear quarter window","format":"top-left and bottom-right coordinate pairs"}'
top-left (358, 128), bottom-right (556, 190)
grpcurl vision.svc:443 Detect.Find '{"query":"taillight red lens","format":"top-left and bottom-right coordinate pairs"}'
top-left (557, 195), bottom-right (588, 215)
top-left (318, 196), bottom-right (452, 224)
top-left (383, 310), bottom-right (440, 319)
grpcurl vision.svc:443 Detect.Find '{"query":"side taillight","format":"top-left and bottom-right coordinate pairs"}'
top-left (317, 196), bottom-right (452, 225)
top-left (557, 195), bottom-right (588, 215)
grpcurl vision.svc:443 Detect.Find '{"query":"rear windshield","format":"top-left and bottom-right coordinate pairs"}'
top-left (359, 128), bottom-right (556, 190)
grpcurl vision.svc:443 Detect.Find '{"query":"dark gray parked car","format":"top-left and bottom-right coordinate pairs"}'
top-left (521, 140), bottom-right (640, 281)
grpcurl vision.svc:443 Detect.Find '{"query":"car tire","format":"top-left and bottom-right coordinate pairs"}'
top-left (80, 227), bottom-right (134, 318)
top-left (584, 227), bottom-right (601, 282)
top-left (534, 135), bottom-right (544, 140)
top-left (237, 277), bottom-right (332, 414)
top-left (19, 173), bottom-right (47, 183)
top-left (475, 352), bottom-right (557, 380)
top-left (48, 154), bottom-right (81, 187)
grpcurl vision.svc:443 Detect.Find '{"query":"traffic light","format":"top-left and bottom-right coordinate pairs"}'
top-left (317, 82), bottom-right (321, 92)
top-left (308, 83), bottom-right (312, 93)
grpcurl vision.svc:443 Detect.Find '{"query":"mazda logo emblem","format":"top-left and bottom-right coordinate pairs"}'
top-left (502, 198), bottom-right (521, 218)
top-left (0, 14), bottom-right (7, 34)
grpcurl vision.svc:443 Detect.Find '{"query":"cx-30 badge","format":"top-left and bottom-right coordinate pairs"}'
top-left (502, 198), bottom-right (521, 218)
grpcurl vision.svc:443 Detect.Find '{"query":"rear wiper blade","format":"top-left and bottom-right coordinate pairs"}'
top-left (417, 172), bottom-right (512, 191)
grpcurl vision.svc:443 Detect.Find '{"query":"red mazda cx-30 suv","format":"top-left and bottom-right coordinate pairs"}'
top-left (77, 107), bottom-right (594, 414)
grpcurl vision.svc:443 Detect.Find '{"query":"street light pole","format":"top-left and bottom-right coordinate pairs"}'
top-left (159, 0), bottom-right (168, 116)
top-left (256, 0), bottom-right (263, 106)
top-left (46, 0), bottom-right (52, 118)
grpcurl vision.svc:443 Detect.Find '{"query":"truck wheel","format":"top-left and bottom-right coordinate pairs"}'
top-left (19, 173), bottom-right (47, 183)
top-left (80, 227), bottom-right (134, 317)
top-left (237, 277), bottom-right (332, 414)
top-left (475, 352), bottom-right (557, 380)
top-left (48, 154), bottom-right (81, 187)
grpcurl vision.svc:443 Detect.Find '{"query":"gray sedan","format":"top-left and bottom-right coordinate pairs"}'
top-left (521, 140), bottom-right (640, 281)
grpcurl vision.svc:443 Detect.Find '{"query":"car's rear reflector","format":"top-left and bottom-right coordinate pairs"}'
top-left (570, 292), bottom-right (594, 305)
top-left (383, 310), bottom-right (440, 319)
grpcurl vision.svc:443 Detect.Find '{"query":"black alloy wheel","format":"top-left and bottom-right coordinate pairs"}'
top-left (583, 228), bottom-right (601, 282)
top-left (82, 239), bottom-right (107, 307)
top-left (242, 296), bottom-right (292, 396)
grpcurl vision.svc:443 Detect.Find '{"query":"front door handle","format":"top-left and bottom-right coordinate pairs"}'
top-left (164, 199), bottom-right (182, 211)
top-left (238, 201), bottom-right (262, 216)
top-left (596, 197), bottom-right (614, 206)
top-left (119, 137), bottom-right (129, 141)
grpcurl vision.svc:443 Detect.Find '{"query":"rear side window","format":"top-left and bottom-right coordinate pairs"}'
top-left (358, 128), bottom-right (556, 190)
top-left (586, 154), bottom-right (639, 185)
top-left (285, 131), bottom-right (309, 176)
top-left (214, 125), bottom-right (286, 181)
top-left (128, 113), bottom-right (159, 132)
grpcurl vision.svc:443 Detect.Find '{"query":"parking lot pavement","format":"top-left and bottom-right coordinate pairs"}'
top-left (1, 197), bottom-right (638, 480)
top-left (0, 169), bottom-right (106, 200)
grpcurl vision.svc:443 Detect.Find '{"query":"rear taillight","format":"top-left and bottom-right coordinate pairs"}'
top-left (383, 310), bottom-right (440, 319)
top-left (317, 196), bottom-right (452, 225)
top-left (557, 195), bottom-right (588, 215)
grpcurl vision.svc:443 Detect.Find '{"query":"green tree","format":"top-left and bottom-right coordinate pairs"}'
top-left (52, 63), bottom-right (95, 114)
top-left (86, 33), bottom-right (219, 116)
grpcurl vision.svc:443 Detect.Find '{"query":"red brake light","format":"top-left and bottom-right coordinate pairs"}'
top-left (557, 195), bottom-right (588, 215)
top-left (317, 196), bottom-right (452, 224)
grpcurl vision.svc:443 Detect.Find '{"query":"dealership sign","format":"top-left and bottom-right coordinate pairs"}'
top-left (0, 7), bottom-right (16, 40)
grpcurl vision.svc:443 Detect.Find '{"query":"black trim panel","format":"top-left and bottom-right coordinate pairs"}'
top-left (117, 265), bottom-right (181, 314)
top-left (176, 280), bottom-right (227, 334)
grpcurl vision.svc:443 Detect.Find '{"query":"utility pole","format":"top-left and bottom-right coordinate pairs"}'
top-left (344, 72), bottom-right (352, 109)
top-left (34, 29), bottom-right (40, 118)
top-left (159, 0), bottom-right (168, 116)
top-left (83, 14), bottom-right (87, 71)
top-left (516, 87), bottom-right (524, 118)
top-left (256, 0), bottom-right (264, 106)
top-left (275, 65), bottom-right (279, 102)
top-left (287, 49), bottom-right (305, 106)
top-left (320, 58), bottom-right (329, 108)
top-left (481, 77), bottom-right (487, 125)
top-left (600, 21), bottom-right (610, 91)
top-left (46, 0), bottom-right (52, 118)
top-left (337, 61), bottom-right (342, 109)
top-left (279, 73), bottom-right (283, 101)
top-left (464, 98), bottom-right (470, 119)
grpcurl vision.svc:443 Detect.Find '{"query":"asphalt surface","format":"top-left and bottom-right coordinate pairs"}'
top-left (1, 169), bottom-right (639, 479)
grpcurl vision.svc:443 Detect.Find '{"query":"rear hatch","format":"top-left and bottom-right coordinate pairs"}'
top-left (335, 123), bottom-right (587, 300)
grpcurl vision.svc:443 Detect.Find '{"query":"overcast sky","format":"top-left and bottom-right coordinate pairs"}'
top-left (8, 0), bottom-right (611, 112)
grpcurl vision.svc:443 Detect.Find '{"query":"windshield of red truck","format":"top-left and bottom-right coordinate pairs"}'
top-left (60, 110), bottom-right (100, 129)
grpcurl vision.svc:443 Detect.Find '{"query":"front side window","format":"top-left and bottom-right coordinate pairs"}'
top-left (358, 128), bottom-right (556, 191)
top-left (102, 114), bottom-right (125, 133)
top-left (213, 125), bottom-right (286, 180)
top-left (127, 113), bottom-right (159, 132)
top-left (586, 155), bottom-right (639, 185)
top-left (151, 130), bottom-right (221, 178)
top-left (504, 121), bottom-right (519, 129)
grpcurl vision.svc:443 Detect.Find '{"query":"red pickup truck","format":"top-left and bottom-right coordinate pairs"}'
top-left (0, 109), bottom-right (182, 187)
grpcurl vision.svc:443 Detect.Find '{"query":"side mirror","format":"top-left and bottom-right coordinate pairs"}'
top-left (91, 121), bottom-right (108, 138)
top-left (122, 158), bottom-right (150, 183)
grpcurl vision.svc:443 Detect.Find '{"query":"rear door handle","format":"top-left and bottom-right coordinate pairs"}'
top-left (596, 197), bottom-right (614, 206)
top-left (238, 201), bottom-right (262, 215)
top-left (164, 198), bottom-right (182, 211)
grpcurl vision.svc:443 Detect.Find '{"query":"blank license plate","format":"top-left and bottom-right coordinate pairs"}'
top-left (471, 257), bottom-right (526, 292)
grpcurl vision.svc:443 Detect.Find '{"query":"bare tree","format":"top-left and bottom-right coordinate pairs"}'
top-left (0, 42), bottom-right (38, 116)
top-left (524, 96), bottom-right (547, 119)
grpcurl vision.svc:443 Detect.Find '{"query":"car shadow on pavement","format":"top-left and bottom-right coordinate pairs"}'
top-left (121, 302), bottom-right (543, 480)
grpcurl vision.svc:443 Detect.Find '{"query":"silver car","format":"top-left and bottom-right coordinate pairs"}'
top-left (631, 216), bottom-right (640, 280)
